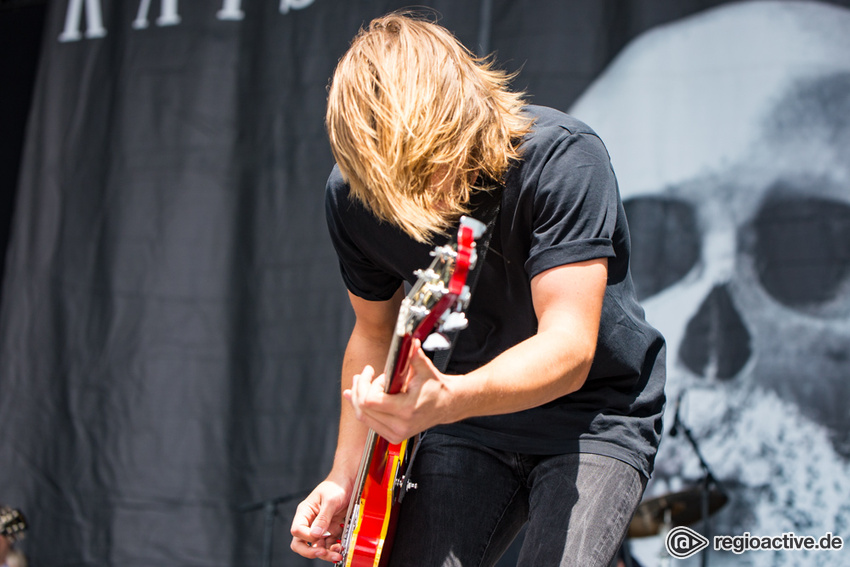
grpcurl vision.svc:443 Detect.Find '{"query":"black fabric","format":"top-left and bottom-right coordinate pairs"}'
top-left (325, 106), bottom-right (665, 477)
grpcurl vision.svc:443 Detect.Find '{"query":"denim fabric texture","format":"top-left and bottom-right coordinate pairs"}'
top-left (387, 432), bottom-right (646, 567)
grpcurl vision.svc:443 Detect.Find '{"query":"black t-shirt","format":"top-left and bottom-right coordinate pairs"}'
top-left (325, 105), bottom-right (666, 477)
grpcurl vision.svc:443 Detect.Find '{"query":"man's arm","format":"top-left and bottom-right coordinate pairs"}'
top-left (345, 258), bottom-right (607, 444)
top-left (290, 287), bottom-right (403, 562)
top-left (330, 287), bottom-right (404, 481)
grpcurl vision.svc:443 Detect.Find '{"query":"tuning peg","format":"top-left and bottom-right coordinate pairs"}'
top-left (460, 216), bottom-right (487, 238)
top-left (459, 285), bottom-right (471, 305)
top-left (422, 332), bottom-right (451, 351)
top-left (440, 311), bottom-right (468, 332)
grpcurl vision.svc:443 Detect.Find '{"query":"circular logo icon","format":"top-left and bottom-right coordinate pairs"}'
top-left (665, 526), bottom-right (710, 559)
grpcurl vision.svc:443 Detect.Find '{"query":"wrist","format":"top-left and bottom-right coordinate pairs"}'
top-left (441, 372), bottom-right (479, 424)
top-left (327, 452), bottom-right (361, 491)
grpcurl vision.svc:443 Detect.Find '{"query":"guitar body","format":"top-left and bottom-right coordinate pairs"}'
top-left (337, 217), bottom-right (485, 567)
top-left (343, 436), bottom-right (409, 567)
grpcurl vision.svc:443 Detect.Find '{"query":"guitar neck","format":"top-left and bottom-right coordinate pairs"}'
top-left (345, 258), bottom-right (465, 512)
top-left (343, 328), bottom-right (409, 531)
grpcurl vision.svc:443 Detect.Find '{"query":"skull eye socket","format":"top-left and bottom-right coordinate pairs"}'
top-left (624, 196), bottom-right (700, 300)
top-left (750, 192), bottom-right (850, 310)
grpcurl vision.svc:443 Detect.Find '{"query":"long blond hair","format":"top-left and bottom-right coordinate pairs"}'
top-left (326, 11), bottom-right (532, 242)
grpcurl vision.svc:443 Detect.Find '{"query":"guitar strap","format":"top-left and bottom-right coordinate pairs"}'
top-left (431, 183), bottom-right (502, 373)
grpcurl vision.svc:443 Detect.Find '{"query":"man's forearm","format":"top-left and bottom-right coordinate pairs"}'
top-left (328, 352), bottom-right (383, 482)
top-left (328, 303), bottom-right (399, 483)
top-left (441, 261), bottom-right (607, 425)
top-left (445, 326), bottom-right (596, 422)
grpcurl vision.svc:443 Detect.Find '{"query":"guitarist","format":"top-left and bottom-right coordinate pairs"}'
top-left (291, 11), bottom-right (666, 567)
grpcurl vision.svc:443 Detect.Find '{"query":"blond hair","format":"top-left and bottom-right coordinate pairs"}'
top-left (326, 11), bottom-right (533, 242)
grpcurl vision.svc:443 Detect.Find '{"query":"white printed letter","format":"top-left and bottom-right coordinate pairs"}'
top-left (217, 0), bottom-right (244, 21)
top-left (58, 0), bottom-right (107, 42)
top-left (280, 0), bottom-right (314, 15)
top-left (133, 0), bottom-right (181, 30)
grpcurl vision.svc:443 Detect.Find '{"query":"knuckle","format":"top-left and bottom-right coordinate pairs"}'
top-left (389, 427), bottom-right (407, 444)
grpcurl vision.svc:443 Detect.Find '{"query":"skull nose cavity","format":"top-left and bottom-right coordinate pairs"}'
top-left (679, 283), bottom-right (752, 380)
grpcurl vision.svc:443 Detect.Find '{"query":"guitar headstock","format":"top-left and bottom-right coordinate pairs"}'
top-left (397, 216), bottom-right (486, 345)
top-left (0, 507), bottom-right (27, 542)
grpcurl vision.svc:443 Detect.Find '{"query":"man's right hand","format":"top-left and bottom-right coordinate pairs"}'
top-left (290, 480), bottom-right (350, 563)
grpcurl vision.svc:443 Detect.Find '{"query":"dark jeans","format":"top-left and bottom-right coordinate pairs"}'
top-left (387, 432), bottom-right (646, 567)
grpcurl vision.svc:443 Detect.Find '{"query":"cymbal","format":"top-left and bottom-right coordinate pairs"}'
top-left (628, 487), bottom-right (728, 538)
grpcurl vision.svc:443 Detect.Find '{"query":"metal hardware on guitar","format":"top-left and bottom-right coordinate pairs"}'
top-left (0, 507), bottom-right (27, 543)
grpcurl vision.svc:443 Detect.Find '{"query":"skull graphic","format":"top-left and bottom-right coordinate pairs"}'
top-left (571, 2), bottom-right (850, 565)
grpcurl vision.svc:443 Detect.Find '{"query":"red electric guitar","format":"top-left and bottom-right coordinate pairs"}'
top-left (336, 215), bottom-right (486, 567)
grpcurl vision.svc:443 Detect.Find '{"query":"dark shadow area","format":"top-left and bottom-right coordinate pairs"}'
top-left (0, 0), bottom-right (47, 297)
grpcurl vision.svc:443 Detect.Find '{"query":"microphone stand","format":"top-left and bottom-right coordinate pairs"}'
top-left (671, 391), bottom-right (727, 567)
top-left (240, 491), bottom-right (308, 567)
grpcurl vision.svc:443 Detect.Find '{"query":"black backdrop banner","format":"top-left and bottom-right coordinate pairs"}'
top-left (2, 1), bottom-right (849, 566)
